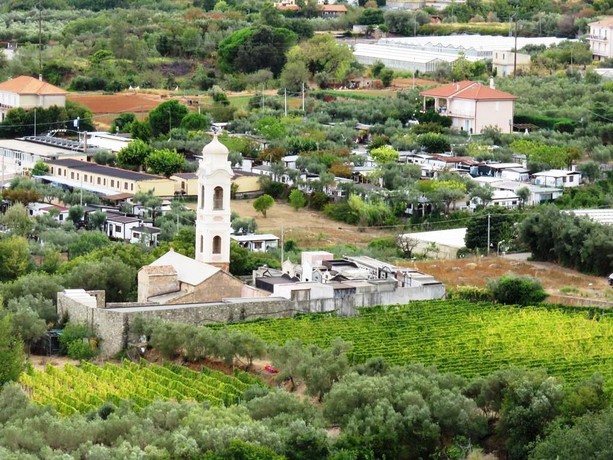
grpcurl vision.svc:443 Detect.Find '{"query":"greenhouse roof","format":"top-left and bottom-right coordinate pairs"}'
top-left (378, 35), bottom-right (569, 53)
top-left (353, 44), bottom-right (481, 64)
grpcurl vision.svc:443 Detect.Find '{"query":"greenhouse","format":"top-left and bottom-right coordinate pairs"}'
top-left (353, 43), bottom-right (481, 72)
top-left (353, 35), bottom-right (570, 72)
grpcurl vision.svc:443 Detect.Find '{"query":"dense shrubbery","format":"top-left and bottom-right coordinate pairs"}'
top-left (487, 275), bottom-right (548, 306)
top-left (448, 285), bottom-right (492, 302)
top-left (59, 322), bottom-right (99, 360)
top-left (514, 113), bottom-right (576, 131)
top-left (519, 205), bottom-right (613, 276)
top-left (323, 195), bottom-right (397, 227)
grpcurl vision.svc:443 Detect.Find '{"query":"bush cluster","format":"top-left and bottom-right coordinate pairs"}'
top-left (59, 322), bottom-right (99, 360)
top-left (487, 275), bottom-right (548, 306)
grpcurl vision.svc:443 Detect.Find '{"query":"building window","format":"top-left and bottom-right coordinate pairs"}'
top-left (84, 174), bottom-right (87, 182)
top-left (213, 186), bottom-right (223, 210)
top-left (133, 232), bottom-right (140, 238)
top-left (124, 182), bottom-right (128, 189)
top-left (111, 180), bottom-right (115, 187)
top-left (50, 167), bottom-right (54, 174)
top-left (71, 172), bottom-right (74, 179)
top-left (131, 183), bottom-right (134, 191)
top-left (115, 225), bottom-right (121, 232)
top-left (104, 179), bottom-right (107, 185)
top-left (212, 236), bottom-right (221, 254)
top-left (97, 177), bottom-right (101, 185)
top-left (200, 186), bottom-right (205, 209)
top-left (200, 235), bottom-right (204, 253)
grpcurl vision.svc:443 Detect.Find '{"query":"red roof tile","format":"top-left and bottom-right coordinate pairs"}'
top-left (275, 4), bottom-right (300, 10)
top-left (420, 80), bottom-right (516, 101)
top-left (319, 4), bottom-right (347, 12)
top-left (589, 17), bottom-right (613, 27)
top-left (0, 76), bottom-right (67, 95)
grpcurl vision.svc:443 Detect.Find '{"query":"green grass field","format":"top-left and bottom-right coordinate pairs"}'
top-left (226, 300), bottom-right (613, 388)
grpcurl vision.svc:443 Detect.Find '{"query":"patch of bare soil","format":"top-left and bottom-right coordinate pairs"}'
top-left (392, 77), bottom-right (438, 88)
top-left (410, 256), bottom-right (611, 301)
top-left (230, 199), bottom-right (393, 248)
top-left (29, 355), bottom-right (80, 371)
top-left (68, 92), bottom-right (163, 114)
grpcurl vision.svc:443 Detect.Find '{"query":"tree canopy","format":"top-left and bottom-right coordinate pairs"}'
top-left (218, 26), bottom-right (298, 77)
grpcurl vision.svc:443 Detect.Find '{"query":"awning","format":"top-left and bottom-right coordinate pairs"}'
top-left (104, 192), bottom-right (134, 201)
top-left (36, 174), bottom-right (118, 196)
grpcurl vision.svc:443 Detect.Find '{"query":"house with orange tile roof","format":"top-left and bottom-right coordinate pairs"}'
top-left (588, 17), bottom-right (613, 60)
top-left (420, 79), bottom-right (516, 134)
top-left (0, 75), bottom-right (67, 122)
top-left (318, 4), bottom-right (347, 16)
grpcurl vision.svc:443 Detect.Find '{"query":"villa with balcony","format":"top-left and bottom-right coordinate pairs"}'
top-left (420, 79), bottom-right (516, 134)
top-left (588, 17), bottom-right (613, 60)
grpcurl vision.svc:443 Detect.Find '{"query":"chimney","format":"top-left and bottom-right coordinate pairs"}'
top-left (39, 74), bottom-right (43, 81)
top-left (489, 77), bottom-right (495, 89)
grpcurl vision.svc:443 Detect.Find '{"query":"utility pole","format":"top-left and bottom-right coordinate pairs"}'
top-left (487, 213), bottom-right (491, 255)
top-left (513, 17), bottom-right (518, 78)
top-left (38, 4), bottom-right (42, 74)
top-left (33, 108), bottom-right (37, 137)
top-left (301, 82), bottom-right (305, 113)
top-left (284, 88), bottom-right (287, 117)
top-left (261, 84), bottom-right (265, 109)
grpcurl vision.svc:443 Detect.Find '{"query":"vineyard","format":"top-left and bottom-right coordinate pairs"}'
top-left (20, 361), bottom-right (261, 415)
top-left (226, 300), bottom-right (613, 389)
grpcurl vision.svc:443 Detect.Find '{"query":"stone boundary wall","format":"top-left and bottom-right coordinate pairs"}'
top-left (58, 284), bottom-right (445, 357)
top-left (546, 294), bottom-right (613, 309)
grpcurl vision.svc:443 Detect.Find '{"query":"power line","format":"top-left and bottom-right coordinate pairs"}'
top-left (0, 115), bottom-right (97, 130)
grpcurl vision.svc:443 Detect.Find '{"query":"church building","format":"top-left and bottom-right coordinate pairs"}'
top-left (137, 135), bottom-right (248, 304)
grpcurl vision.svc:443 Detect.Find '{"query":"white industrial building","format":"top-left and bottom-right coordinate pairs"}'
top-left (353, 43), bottom-right (481, 72)
top-left (355, 36), bottom-right (570, 72)
top-left (566, 209), bottom-right (613, 225)
top-left (378, 35), bottom-right (569, 57)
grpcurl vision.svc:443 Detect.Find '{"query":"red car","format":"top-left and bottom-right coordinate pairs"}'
top-left (264, 365), bottom-right (278, 373)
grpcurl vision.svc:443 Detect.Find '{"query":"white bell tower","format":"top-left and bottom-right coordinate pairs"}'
top-left (195, 134), bottom-right (233, 271)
